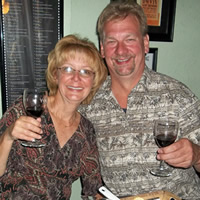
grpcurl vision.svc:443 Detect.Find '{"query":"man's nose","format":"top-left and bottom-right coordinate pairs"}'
top-left (115, 42), bottom-right (128, 55)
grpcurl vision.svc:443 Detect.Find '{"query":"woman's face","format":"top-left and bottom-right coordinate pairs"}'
top-left (55, 52), bottom-right (94, 105)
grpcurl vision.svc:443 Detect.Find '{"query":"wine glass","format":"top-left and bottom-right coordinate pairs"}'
top-left (150, 119), bottom-right (179, 177)
top-left (21, 88), bottom-right (47, 147)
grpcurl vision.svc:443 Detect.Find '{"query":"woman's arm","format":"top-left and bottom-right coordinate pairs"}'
top-left (0, 126), bottom-right (14, 176)
top-left (0, 116), bottom-right (43, 176)
top-left (0, 97), bottom-right (41, 176)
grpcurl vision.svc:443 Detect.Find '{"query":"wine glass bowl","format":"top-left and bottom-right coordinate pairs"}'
top-left (21, 88), bottom-right (47, 147)
top-left (154, 120), bottom-right (178, 148)
top-left (150, 119), bottom-right (179, 177)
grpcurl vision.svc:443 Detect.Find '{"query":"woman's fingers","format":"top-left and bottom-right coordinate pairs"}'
top-left (9, 116), bottom-right (42, 141)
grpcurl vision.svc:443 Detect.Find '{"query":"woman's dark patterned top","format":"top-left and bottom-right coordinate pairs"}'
top-left (0, 97), bottom-right (102, 199)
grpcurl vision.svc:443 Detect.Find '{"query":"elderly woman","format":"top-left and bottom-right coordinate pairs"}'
top-left (0, 34), bottom-right (107, 199)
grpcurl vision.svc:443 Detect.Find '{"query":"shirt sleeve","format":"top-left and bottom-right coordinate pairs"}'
top-left (176, 87), bottom-right (200, 144)
top-left (0, 96), bottom-right (24, 136)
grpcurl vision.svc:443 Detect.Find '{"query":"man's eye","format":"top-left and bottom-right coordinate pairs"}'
top-left (107, 40), bottom-right (116, 44)
top-left (126, 38), bottom-right (136, 42)
top-left (105, 39), bottom-right (117, 46)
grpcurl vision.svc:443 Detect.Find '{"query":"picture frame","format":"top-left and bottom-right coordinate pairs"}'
top-left (110, 0), bottom-right (177, 42)
top-left (145, 48), bottom-right (158, 71)
top-left (140, 0), bottom-right (177, 42)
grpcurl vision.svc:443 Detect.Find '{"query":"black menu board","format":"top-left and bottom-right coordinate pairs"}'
top-left (0, 0), bottom-right (63, 113)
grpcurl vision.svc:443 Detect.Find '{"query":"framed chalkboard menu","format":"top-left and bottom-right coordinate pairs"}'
top-left (0, 0), bottom-right (63, 113)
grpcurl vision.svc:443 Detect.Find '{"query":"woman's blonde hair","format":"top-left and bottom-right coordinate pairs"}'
top-left (46, 34), bottom-right (107, 104)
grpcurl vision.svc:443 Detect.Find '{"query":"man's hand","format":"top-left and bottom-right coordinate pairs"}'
top-left (157, 138), bottom-right (200, 171)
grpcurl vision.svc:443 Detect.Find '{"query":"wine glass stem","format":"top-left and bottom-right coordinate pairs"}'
top-left (159, 160), bottom-right (165, 170)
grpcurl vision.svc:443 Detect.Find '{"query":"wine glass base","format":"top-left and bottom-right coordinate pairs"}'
top-left (21, 140), bottom-right (46, 148)
top-left (150, 168), bottom-right (172, 177)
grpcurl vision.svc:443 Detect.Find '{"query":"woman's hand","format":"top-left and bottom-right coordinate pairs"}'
top-left (0, 115), bottom-right (43, 176)
top-left (95, 193), bottom-right (104, 200)
top-left (157, 138), bottom-right (200, 171)
top-left (6, 116), bottom-right (43, 142)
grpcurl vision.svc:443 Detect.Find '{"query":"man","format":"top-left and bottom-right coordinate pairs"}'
top-left (80, 0), bottom-right (200, 199)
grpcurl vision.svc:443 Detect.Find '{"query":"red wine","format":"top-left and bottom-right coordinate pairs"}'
top-left (26, 107), bottom-right (44, 118)
top-left (155, 134), bottom-right (176, 147)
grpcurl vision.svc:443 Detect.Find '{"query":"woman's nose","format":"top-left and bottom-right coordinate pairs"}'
top-left (71, 71), bottom-right (81, 81)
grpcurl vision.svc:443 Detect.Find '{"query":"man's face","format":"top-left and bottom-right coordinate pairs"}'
top-left (100, 15), bottom-right (149, 78)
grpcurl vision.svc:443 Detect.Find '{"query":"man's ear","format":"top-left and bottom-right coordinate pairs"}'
top-left (144, 34), bottom-right (149, 54)
top-left (100, 42), bottom-right (105, 58)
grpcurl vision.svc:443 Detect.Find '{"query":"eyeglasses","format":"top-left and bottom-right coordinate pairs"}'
top-left (57, 66), bottom-right (95, 78)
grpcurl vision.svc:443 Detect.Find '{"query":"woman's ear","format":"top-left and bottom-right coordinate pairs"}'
top-left (53, 70), bottom-right (58, 83)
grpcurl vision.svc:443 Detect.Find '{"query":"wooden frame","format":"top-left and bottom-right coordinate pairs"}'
top-left (145, 48), bottom-right (158, 71)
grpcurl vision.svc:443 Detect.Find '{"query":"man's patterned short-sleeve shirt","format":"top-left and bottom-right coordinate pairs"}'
top-left (79, 67), bottom-right (200, 200)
